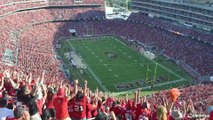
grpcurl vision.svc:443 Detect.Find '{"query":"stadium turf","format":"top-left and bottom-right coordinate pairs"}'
top-left (57, 36), bottom-right (193, 93)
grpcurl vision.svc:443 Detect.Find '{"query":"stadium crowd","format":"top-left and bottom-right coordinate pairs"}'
top-left (128, 13), bottom-right (213, 44)
top-left (0, 0), bottom-right (212, 77)
top-left (0, 69), bottom-right (212, 120)
top-left (0, 1), bottom-right (212, 120)
top-left (0, 0), bottom-right (104, 6)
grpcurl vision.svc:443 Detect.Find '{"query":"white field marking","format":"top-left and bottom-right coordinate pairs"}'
top-left (66, 40), bottom-right (108, 92)
top-left (112, 37), bottom-right (183, 80)
top-left (149, 59), bottom-right (184, 80)
top-left (140, 64), bottom-right (144, 67)
top-left (104, 64), bottom-right (108, 67)
top-left (114, 74), bottom-right (119, 78)
top-left (108, 69), bottom-right (112, 72)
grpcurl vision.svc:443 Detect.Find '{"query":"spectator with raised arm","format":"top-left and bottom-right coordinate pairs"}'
top-left (69, 80), bottom-right (88, 120)
top-left (53, 80), bottom-right (71, 120)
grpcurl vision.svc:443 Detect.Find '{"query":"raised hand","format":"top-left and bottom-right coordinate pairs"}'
top-left (3, 69), bottom-right (11, 78)
top-left (84, 80), bottom-right (87, 85)
top-left (74, 79), bottom-right (78, 85)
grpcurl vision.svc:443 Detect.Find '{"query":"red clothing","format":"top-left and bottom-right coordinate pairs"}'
top-left (106, 97), bottom-right (114, 107)
top-left (53, 97), bottom-right (69, 119)
top-left (4, 81), bottom-right (16, 96)
top-left (68, 99), bottom-right (74, 117)
top-left (91, 105), bottom-right (98, 117)
top-left (68, 95), bottom-right (87, 119)
top-left (46, 95), bottom-right (56, 109)
top-left (5, 117), bottom-right (16, 120)
top-left (110, 105), bottom-right (123, 116)
top-left (135, 108), bottom-right (151, 120)
top-left (210, 111), bottom-right (213, 120)
top-left (18, 81), bottom-right (25, 89)
top-left (151, 111), bottom-right (157, 120)
top-left (86, 103), bottom-right (92, 119)
top-left (36, 97), bottom-right (45, 115)
top-left (97, 103), bottom-right (105, 113)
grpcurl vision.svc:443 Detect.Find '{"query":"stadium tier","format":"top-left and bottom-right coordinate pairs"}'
top-left (131, 0), bottom-right (213, 31)
top-left (0, 0), bottom-right (212, 120)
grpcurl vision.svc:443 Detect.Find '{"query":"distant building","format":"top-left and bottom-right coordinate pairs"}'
top-left (131, 0), bottom-right (213, 31)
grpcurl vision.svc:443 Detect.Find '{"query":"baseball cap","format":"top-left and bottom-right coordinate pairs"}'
top-left (14, 106), bottom-right (25, 119)
top-left (57, 88), bottom-right (65, 98)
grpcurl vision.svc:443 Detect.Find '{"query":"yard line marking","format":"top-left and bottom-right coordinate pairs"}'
top-left (114, 74), bottom-right (119, 78)
top-left (66, 40), bottom-right (108, 92)
top-left (149, 59), bottom-right (184, 80)
top-left (113, 37), bottom-right (183, 80)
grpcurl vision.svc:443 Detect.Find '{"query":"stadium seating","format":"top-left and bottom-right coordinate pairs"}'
top-left (0, 1), bottom-right (212, 120)
top-left (128, 13), bottom-right (213, 44)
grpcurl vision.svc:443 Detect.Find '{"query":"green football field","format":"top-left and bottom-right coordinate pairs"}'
top-left (57, 36), bottom-right (193, 93)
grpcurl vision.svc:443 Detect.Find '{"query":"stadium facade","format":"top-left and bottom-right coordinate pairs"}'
top-left (131, 0), bottom-right (213, 31)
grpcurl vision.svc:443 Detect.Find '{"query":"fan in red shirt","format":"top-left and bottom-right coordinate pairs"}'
top-left (36, 84), bottom-right (47, 116)
top-left (135, 102), bottom-right (151, 120)
top-left (110, 101), bottom-right (124, 119)
top-left (53, 83), bottom-right (71, 120)
top-left (2, 70), bottom-right (19, 96)
top-left (46, 87), bottom-right (56, 119)
top-left (69, 91), bottom-right (87, 120)
top-left (68, 80), bottom-right (88, 120)
top-left (209, 111), bottom-right (213, 120)
top-left (86, 97), bottom-right (93, 119)
top-left (121, 100), bottom-right (135, 120)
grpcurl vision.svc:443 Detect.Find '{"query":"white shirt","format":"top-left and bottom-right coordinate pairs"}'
top-left (0, 107), bottom-right (14, 120)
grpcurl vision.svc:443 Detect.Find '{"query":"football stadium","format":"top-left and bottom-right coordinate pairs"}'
top-left (0, 0), bottom-right (212, 120)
